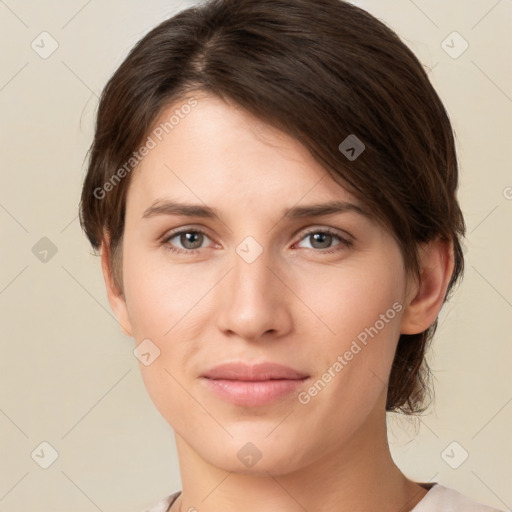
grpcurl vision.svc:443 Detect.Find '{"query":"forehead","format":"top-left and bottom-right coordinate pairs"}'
top-left (126, 93), bottom-right (361, 215)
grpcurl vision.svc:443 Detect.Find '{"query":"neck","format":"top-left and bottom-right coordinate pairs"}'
top-left (171, 406), bottom-right (428, 512)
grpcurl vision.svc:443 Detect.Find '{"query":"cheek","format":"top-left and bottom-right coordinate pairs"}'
top-left (123, 255), bottom-right (209, 427)
top-left (294, 264), bottom-right (405, 426)
top-left (123, 247), bottom-right (209, 339)
top-left (122, 247), bottom-right (216, 403)
top-left (300, 256), bottom-right (406, 399)
top-left (299, 258), bottom-right (404, 339)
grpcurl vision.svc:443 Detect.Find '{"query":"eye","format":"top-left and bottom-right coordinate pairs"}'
top-left (162, 227), bottom-right (352, 255)
top-left (295, 228), bottom-right (352, 254)
top-left (162, 228), bottom-right (213, 254)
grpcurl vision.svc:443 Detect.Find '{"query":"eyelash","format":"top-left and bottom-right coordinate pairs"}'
top-left (161, 227), bottom-right (353, 255)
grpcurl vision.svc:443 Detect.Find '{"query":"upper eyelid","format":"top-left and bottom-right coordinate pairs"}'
top-left (163, 226), bottom-right (212, 242)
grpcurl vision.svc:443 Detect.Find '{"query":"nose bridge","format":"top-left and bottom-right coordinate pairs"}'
top-left (231, 235), bottom-right (276, 306)
top-left (215, 234), bottom-right (291, 339)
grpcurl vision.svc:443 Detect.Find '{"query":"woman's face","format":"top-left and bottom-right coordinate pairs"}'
top-left (114, 93), bottom-right (411, 474)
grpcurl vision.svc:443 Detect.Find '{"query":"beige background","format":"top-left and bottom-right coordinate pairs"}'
top-left (0, 1), bottom-right (511, 511)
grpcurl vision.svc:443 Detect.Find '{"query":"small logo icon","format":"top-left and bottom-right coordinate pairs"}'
top-left (441, 31), bottom-right (469, 59)
top-left (32, 237), bottom-right (58, 263)
top-left (237, 442), bottom-right (262, 468)
top-left (339, 134), bottom-right (365, 161)
top-left (133, 338), bottom-right (161, 366)
top-left (236, 236), bottom-right (263, 264)
top-left (441, 440), bottom-right (469, 469)
top-left (31, 32), bottom-right (59, 59)
top-left (31, 441), bottom-right (59, 469)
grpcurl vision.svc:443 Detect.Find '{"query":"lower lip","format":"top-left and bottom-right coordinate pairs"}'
top-left (202, 377), bottom-right (309, 406)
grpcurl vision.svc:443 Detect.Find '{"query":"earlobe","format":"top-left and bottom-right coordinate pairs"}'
top-left (400, 238), bottom-right (455, 335)
top-left (100, 235), bottom-right (133, 338)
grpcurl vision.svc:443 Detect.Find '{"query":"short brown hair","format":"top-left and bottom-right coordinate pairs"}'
top-left (79, 0), bottom-right (466, 415)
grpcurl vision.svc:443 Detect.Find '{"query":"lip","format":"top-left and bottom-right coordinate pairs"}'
top-left (201, 362), bottom-right (310, 407)
top-left (202, 362), bottom-right (309, 381)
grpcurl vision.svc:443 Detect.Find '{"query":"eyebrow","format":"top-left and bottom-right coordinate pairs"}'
top-left (142, 199), bottom-right (370, 221)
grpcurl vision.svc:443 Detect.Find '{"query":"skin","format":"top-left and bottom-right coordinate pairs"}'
top-left (101, 93), bottom-right (454, 512)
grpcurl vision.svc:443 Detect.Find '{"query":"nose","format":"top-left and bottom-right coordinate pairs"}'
top-left (215, 242), bottom-right (293, 342)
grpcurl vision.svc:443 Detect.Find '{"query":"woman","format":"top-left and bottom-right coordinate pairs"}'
top-left (79, 0), bottom-right (504, 510)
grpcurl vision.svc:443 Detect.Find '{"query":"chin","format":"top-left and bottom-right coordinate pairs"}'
top-left (201, 437), bottom-right (308, 477)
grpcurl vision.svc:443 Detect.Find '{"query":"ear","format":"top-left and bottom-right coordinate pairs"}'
top-left (400, 237), bottom-right (455, 335)
top-left (100, 234), bottom-right (133, 338)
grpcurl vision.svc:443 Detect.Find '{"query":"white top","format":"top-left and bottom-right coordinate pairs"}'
top-left (142, 483), bottom-right (506, 512)
top-left (411, 483), bottom-right (505, 511)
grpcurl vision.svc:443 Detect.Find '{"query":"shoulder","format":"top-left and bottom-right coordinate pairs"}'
top-left (141, 491), bottom-right (181, 512)
top-left (413, 484), bottom-right (505, 512)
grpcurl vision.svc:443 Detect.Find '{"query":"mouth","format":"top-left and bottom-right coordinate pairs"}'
top-left (201, 362), bottom-right (310, 407)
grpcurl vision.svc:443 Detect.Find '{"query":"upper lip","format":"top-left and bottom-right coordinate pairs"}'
top-left (202, 362), bottom-right (309, 381)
